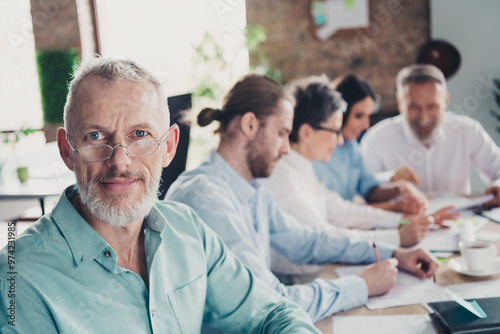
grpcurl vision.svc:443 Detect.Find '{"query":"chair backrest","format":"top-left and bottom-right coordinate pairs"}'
top-left (158, 93), bottom-right (191, 200)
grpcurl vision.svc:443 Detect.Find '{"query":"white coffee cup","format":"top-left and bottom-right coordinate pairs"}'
top-left (459, 241), bottom-right (497, 272)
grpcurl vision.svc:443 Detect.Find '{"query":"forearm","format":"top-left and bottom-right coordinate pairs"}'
top-left (276, 275), bottom-right (369, 323)
top-left (365, 184), bottom-right (399, 203)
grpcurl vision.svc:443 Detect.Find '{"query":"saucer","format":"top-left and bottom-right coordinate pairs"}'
top-left (448, 257), bottom-right (500, 277)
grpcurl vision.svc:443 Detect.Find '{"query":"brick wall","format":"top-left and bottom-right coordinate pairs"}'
top-left (30, 0), bottom-right (82, 54)
top-left (246, 0), bottom-right (430, 112)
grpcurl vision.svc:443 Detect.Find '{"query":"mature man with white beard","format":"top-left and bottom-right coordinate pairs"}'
top-left (0, 58), bottom-right (321, 333)
top-left (360, 64), bottom-right (500, 208)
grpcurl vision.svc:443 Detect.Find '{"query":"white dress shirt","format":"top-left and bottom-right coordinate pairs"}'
top-left (360, 113), bottom-right (500, 195)
top-left (260, 150), bottom-right (403, 277)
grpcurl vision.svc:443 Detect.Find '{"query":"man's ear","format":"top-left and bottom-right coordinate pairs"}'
top-left (396, 94), bottom-right (404, 115)
top-left (162, 124), bottom-right (180, 168)
top-left (57, 127), bottom-right (75, 171)
top-left (297, 123), bottom-right (313, 143)
top-left (444, 90), bottom-right (450, 109)
top-left (240, 111), bottom-right (260, 139)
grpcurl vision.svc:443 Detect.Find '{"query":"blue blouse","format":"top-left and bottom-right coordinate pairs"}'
top-left (313, 140), bottom-right (381, 201)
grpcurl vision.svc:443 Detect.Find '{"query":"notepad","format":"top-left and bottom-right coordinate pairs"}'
top-left (428, 296), bottom-right (500, 333)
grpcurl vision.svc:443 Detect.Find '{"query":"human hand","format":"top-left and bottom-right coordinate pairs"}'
top-left (393, 247), bottom-right (438, 279)
top-left (357, 258), bottom-right (398, 297)
top-left (398, 215), bottom-right (432, 247)
top-left (430, 205), bottom-right (461, 226)
top-left (484, 186), bottom-right (500, 208)
top-left (396, 181), bottom-right (428, 215)
top-left (390, 166), bottom-right (420, 185)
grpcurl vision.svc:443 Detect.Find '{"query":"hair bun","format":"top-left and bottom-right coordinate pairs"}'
top-left (197, 108), bottom-right (222, 127)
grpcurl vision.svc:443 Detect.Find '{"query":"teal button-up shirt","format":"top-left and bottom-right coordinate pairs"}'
top-left (0, 185), bottom-right (320, 333)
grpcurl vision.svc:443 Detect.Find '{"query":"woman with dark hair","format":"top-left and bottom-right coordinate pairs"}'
top-left (313, 75), bottom-right (428, 214)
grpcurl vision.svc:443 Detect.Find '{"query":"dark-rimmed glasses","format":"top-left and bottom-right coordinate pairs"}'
top-left (312, 125), bottom-right (343, 138)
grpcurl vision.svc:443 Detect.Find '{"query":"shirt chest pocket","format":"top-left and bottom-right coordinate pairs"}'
top-left (167, 273), bottom-right (207, 332)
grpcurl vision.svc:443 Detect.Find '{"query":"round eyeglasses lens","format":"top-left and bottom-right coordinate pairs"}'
top-left (79, 144), bottom-right (113, 162)
top-left (127, 139), bottom-right (158, 157)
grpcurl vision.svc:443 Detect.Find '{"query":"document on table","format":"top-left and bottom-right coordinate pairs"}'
top-left (336, 264), bottom-right (500, 310)
top-left (335, 265), bottom-right (443, 309)
top-left (417, 215), bottom-right (489, 252)
top-left (332, 315), bottom-right (435, 334)
top-left (425, 194), bottom-right (494, 215)
top-left (445, 279), bottom-right (500, 300)
top-left (478, 207), bottom-right (500, 224)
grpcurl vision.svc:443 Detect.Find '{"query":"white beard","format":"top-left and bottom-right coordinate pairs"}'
top-left (77, 168), bottom-right (161, 227)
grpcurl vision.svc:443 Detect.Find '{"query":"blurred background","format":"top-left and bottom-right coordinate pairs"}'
top-left (1, 0), bottom-right (499, 198)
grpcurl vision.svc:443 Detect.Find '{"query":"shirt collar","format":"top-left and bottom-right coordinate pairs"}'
top-left (208, 150), bottom-right (258, 205)
top-left (51, 185), bottom-right (165, 267)
top-left (51, 185), bottom-right (109, 267)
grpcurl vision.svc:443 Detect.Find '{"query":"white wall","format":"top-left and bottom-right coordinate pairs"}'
top-left (431, 0), bottom-right (500, 192)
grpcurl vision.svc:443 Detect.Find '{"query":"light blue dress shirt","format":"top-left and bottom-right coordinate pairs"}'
top-left (166, 151), bottom-right (396, 323)
top-left (313, 140), bottom-right (381, 201)
top-left (0, 185), bottom-right (320, 333)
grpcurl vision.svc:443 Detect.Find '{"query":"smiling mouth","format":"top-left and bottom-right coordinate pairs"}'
top-left (101, 177), bottom-right (140, 192)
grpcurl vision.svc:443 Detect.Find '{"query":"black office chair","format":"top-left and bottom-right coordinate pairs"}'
top-left (158, 93), bottom-right (191, 200)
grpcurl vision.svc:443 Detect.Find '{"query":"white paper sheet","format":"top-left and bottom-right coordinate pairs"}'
top-left (446, 279), bottom-right (500, 300)
top-left (336, 263), bottom-right (500, 310)
top-left (479, 207), bottom-right (500, 224)
top-left (425, 194), bottom-right (494, 215)
top-left (335, 265), bottom-right (443, 309)
top-left (332, 315), bottom-right (435, 334)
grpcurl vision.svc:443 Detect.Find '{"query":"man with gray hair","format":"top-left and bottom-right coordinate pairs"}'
top-left (360, 64), bottom-right (500, 207)
top-left (0, 58), bottom-right (321, 333)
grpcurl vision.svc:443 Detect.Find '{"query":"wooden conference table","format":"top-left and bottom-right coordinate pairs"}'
top-left (314, 220), bottom-right (500, 333)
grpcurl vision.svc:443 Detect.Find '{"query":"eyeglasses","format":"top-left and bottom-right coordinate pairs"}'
top-left (66, 131), bottom-right (170, 162)
top-left (312, 125), bottom-right (343, 138)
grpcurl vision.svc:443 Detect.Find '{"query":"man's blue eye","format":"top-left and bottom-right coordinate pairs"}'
top-left (135, 130), bottom-right (147, 137)
top-left (89, 132), bottom-right (100, 140)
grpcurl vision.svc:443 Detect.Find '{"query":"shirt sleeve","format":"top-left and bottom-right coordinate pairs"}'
top-left (193, 210), bottom-right (320, 333)
top-left (0, 281), bottom-right (59, 333)
top-left (168, 176), bottom-right (395, 323)
top-left (264, 193), bottom-right (396, 321)
top-left (261, 161), bottom-right (401, 239)
top-left (323, 187), bottom-right (402, 230)
top-left (468, 119), bottom-right (500, 187)
top-left (265, 179), bottom-right (401, 245)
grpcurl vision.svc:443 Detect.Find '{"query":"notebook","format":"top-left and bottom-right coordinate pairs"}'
top-left (428, 296), bottom-right (500, 333)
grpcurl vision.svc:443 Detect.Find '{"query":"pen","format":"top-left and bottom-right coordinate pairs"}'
top-left (399, 219), bottom-right (409, 225)
top-left (372, 242), bottom-right (381, 263)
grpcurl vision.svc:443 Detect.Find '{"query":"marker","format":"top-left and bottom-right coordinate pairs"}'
top-left (399, 219), bottom-right (409, 225)
top-left (372, 242), bottom-right (381, 263)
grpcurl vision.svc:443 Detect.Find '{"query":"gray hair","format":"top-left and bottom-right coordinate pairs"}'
top-left (396, 64), bottom-right (447, 97)
top-left (63, 58), bottom-right (168, 130)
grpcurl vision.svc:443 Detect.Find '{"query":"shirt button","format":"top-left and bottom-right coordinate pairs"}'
top-left (151, 310), bottom-right (155, 317)
top-left (104, 250), bottom-right (111, 258)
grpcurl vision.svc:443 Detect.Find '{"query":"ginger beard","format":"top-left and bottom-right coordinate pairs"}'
top-left (246, 126), bottom-right (281, 179)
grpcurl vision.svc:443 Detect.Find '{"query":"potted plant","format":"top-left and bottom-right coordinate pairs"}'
top-left (36, 49), bottom-right (80, 142)
top-left (1, 127), bottom-right (37, 183)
